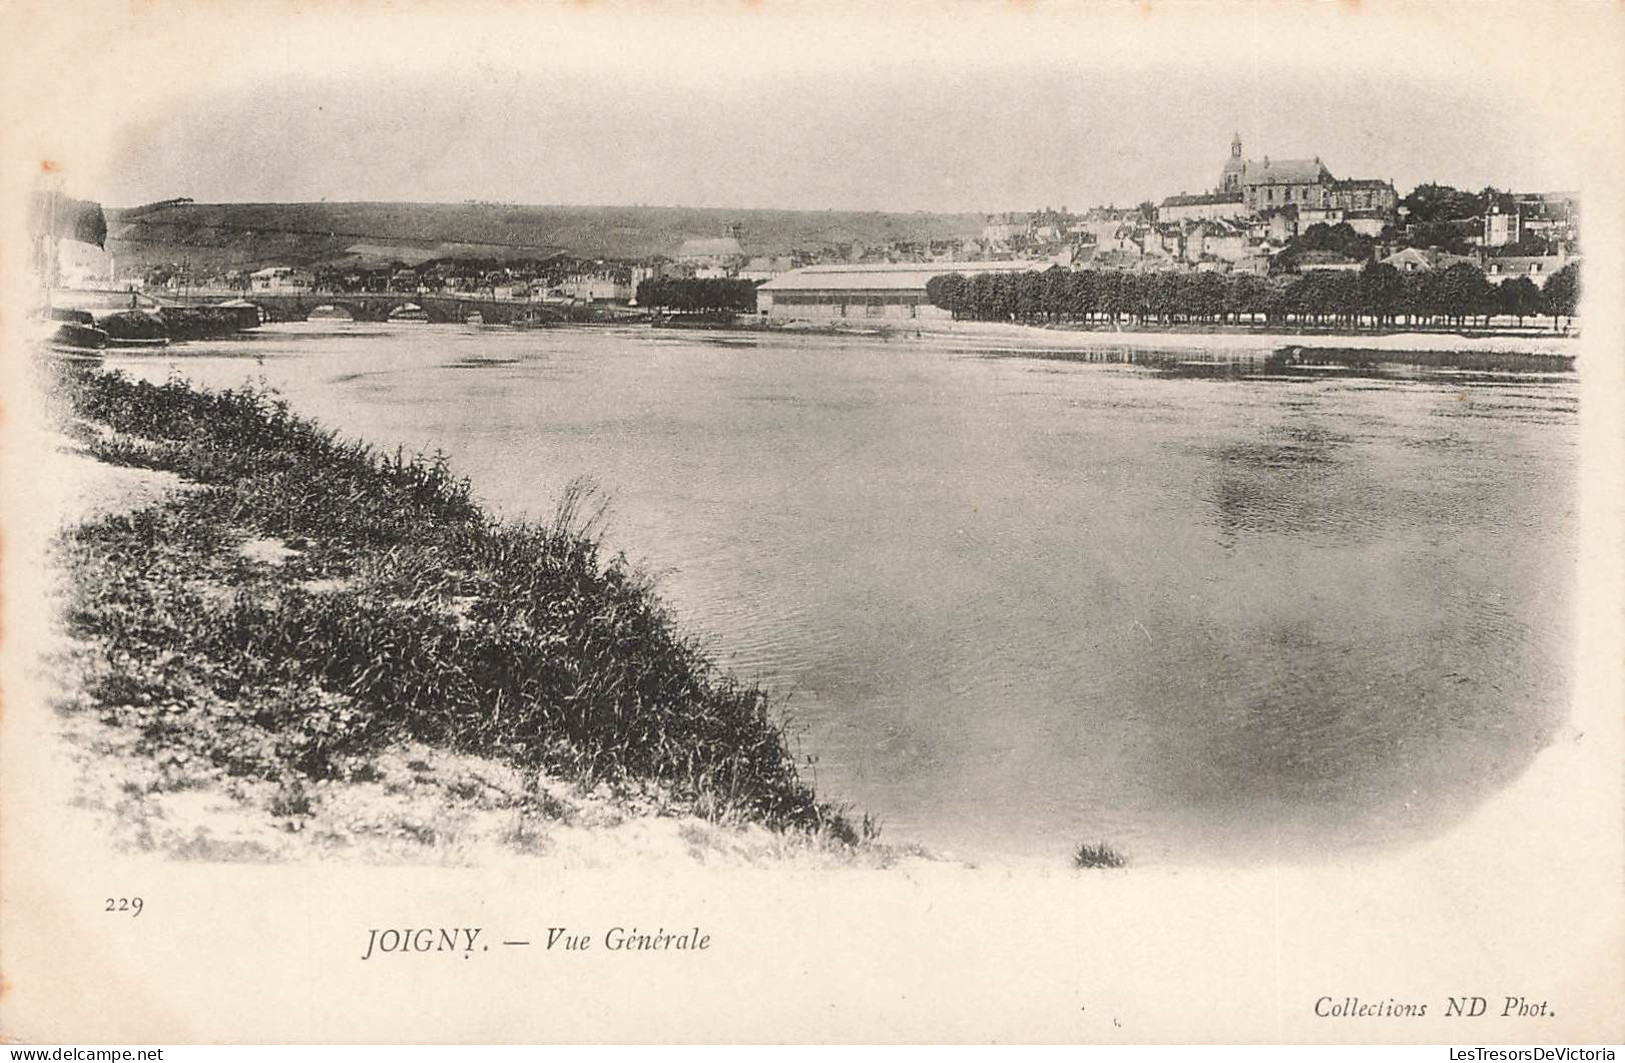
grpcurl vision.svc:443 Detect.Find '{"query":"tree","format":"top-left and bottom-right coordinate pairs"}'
top-left (1041, 267), bottom-right (1070, 322)
top-left (1405, 222), bottom-right (1475, 256)
top-left (1359, 261), bottom-right (1404, 327)
top-left (1399, 271), bottom-right (1428, 327)
top-left (1281, 273), bottom-right (1319, 324)
top-left (1400, 183), bottom-right (1481, 225)
top-left (967, 273), bottom-right (996, 320)
top-left (1098, 271), bottom-right (1131, 324)
top-left (1325, 271), bottom-right (1363, 328)
top-left (991, 273), bottom-right (1020, 321)
top-left (1189, 272), bottom-right (1227, 324)
top-left (1542, 263), bottom-right (1581, 331)
top-left (1066, 270), bottom-right (1098, 323)
top-left (1225, 273), bottom-right (1270, 325)
top-left (1146, 272), bottom-right (1179, 324)
top-left (1495, 277), bottom-right (1542, 326)
top-left (1417, 263), bottom-right (1493, 327)
top-left (1015, 271), bottom-right (1044, 321)
top-left (925, 273), bottom-right (967, 318)
top-left (1261, 278), bottom-right (1290, 327)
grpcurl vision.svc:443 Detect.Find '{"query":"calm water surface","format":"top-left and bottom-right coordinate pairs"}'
top-left (111, 322), bottom-right (1577, 865)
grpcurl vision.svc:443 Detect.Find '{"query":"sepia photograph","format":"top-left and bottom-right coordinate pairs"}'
top-left (1, 0), bottom-right (1621, 1046)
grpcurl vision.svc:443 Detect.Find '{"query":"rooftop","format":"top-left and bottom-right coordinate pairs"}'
top-left (1487, 254), bottom-right (1574, 270)
top-left (1380, 247), bottom-right (1477, 271)
top-left (1161, 192), bottom-right (1246, 208)
top-left (1241, 158), bottom-right (1332, 186)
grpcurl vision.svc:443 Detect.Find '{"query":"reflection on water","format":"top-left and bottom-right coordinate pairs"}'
top-left (108, 323), bottom-right (1578, 865)
top-left (985, 342), bottom-right (1576, 382)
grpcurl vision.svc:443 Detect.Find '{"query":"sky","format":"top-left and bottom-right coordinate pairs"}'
top-left (28, 4), bottom-right (1610, 214)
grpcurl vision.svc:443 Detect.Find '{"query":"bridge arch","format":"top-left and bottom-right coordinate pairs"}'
top-left (203, 291), bottom-right (571, 325)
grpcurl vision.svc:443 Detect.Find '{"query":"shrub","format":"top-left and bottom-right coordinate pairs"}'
top-left (1072, 841), bottom-right (1127, 869)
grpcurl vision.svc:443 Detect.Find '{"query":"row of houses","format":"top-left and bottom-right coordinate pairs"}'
top-left (1383, 246), bottom-right (1578, 288)
top-left (239, 261), bottom-right (652, 304)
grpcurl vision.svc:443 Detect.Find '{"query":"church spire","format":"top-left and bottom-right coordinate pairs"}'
top-left (1231, 131), bottom-right (1242, 159)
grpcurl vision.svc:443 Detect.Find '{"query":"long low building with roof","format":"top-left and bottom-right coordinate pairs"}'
top-left (1158, 191), bottom-right (1248, 223)
top-left (755, 260), bottom-right (1050, 321)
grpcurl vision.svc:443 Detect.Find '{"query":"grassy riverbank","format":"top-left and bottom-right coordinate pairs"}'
top-left (50, 367), bottom-right (881, 862)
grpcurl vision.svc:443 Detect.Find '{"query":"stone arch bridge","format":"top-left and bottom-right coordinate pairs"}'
top-left (163, 292), bottom-right (566, 325)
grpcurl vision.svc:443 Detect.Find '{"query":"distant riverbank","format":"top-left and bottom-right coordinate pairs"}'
top-left (941, 318), bottom-right (1577, 355)
top-left (747, 317), bottom-right (1580, 360)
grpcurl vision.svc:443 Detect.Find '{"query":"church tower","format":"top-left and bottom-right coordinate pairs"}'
top-left (1220, 132), bottom-right (1246, 193)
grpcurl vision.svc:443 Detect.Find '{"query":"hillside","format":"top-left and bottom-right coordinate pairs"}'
top-left (107, 201), bottom-right (987, 272)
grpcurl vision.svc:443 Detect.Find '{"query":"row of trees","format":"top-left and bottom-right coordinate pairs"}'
top-left (635, 276), bottom-right (757, 314)
top-left (925, 262), bottom-right (1581, 331)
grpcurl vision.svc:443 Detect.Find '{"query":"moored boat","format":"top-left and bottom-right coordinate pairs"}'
top-left (36, 316), bottom-right (109, 358)
top-left (509, 309), bottom-right (551, 329)
top-left (388, 302), bottom-right (430, 323)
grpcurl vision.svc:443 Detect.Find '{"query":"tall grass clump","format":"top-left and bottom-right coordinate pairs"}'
top-left (1072, 841), bottom-right (1127, 870)
top-left (56, 367), bottom-right (860, 842)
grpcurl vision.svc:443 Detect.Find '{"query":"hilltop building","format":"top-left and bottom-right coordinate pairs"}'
top-left (1157, 135), bottom-right (1396, 244)
top-left (1238, 155), bottom-right (1335, 213)
top-left (1482, 192), bottom-right (1580, 250)
top-left (1197, 134), bottom-right (1400, 230)
top-left (1515, 193), bottom-right (1580, 247)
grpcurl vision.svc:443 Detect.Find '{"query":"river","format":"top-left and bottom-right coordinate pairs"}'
top-left (106, 321), bottom-right (1578, 866)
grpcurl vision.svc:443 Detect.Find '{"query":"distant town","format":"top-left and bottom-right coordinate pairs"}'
top-left (55, 134), bottom-right (1581, 330)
